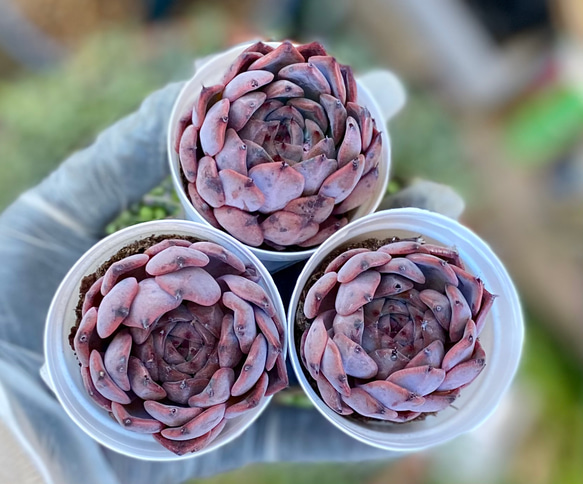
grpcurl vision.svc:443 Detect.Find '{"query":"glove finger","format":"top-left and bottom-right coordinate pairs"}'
top-left (378, 179), bottom-right (465, 220)
top-left (0, 83), bottom-right (183, 354)
top-left (29, 82), bottom-right (183, 237)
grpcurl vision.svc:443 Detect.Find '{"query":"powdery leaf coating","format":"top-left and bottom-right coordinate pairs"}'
top-left (319, 155), bottom-right (365, 204)
top-left (315, 373), bottom-right (353, 416)
top-left (265, 352), bottom-right (289, 397)
top-left (284, 194), bottom-right (335, 224)
top-left (342, 387), bottom-right (398, 420)
top-left (74, 238), bottom-right (287, 455)
top-left (74, 307), bottom-right (98, 367)
top-left (188, 368), bottom-right (235, 407)
top-left (337, 251), bottom-right (391, 284)
top-left (156, 267), bottom-right (221, 307)
top-left (80, 366), bottom-right (112, 411)
top-left (249, 40), bottom-right (304, 73)
top-left (249, 162), bottom-right (305, 213)
top-left (223, 71), bottom-right (274, 102)
top-left (229, 92), bottom-right (267, 131)
top-left (297, 216), bottom-right (348, 248)
top-left (111, 402), bottom-right (164, 434)
top-left (220, 274), bottom-right (276, 317)
top-left (219, 169), bottom-right (265, 212)
top-left (335, 270), bottom-right (381, 316)
top-left (189, 241), bottom-right (246, 273)
top-left (324, 248), bottom-right (369, 274)
top-left (153, 418), bottom-right (226, 455)
top-left (216, 129), bottom-right (248, 175)
top-left (127, 356), bottom-right (167, 400)
top-left (89, 350), bottom-right (131, 405)
top-left (261, 211), bottom-right (319, 246)
top-left (177, 41), bottom-right (383, 249)
top-left (101, 254), bottom-right (149, 296)
top-left (145, 246), bottom-right (210, 276)
top-left (200, 99), bottom-right (230, 157)
top-left (161, 404), bottom-right (226, 441)
top-left (103, 329), bottom-right (132, 391)
top-left (179, 125), bottom-right (198, 183)
top-left (225, 372), bottom-right (269, 419)
top-left (218, 314), bottom-right (243, 369)
top-left (303, 315), bottom-right (328, 379)
top-left (144, 239), bottom-right (192, 257)
top-left (332, 309), bottom-right (364, 345)
top-left (337, 117), bottom-right (362, 167)
top-left (293, 156), bottom-right (338, 196)
top-left (82, 277), bottom-right (104, 316)
top-left (264, 80), bottom-right (304, 99)
top-left (321, 339), bottom-right (350, 397)
top-left (214, 207), bottom-right (264, 247)
top-left (333, 333), bottom-right (377, 379)
top-left (304, 271), bottom-right (338, 319)
top-left (346, 102), bottom-right (373, 150)
top-left (299, 238), bottom-right (494, 422)
top-left (231, 334), bottom-right (268, 396)
top-left (144, 401), bottom-right (203, 427)
top-left (309, 55), bottom-right (346, 104)
top-left (222, 292), bottom-right (257, 354)
top-left (196, 156), bottom-right (225, 209)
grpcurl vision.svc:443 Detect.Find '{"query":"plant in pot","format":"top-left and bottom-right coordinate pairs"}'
top-left (44, 220), bottom-right (288, 459)
top-left (288, 209), bottom-right (523, 451)
top-left (168, 40), bottom-right (404, 271)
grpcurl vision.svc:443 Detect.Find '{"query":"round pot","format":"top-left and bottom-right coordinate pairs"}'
top-left (168, 41), bottom-right (402, 272)
top-left (287, 208), bottom-right (524, 451)
top-left (43, 220), bottom-right (287, 460)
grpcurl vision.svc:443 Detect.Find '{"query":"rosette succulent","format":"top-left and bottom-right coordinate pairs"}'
top-left (297, 238), bottom-right (495, 422)
top-left (71, 237), bottom-right (288, 455)
top-left (175, 40), bottom-right (383, 249)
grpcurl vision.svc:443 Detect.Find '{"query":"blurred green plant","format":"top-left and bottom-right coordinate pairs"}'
top-left (187, 461), bottom-right (383, 484)
top-left (105, 177), bottom-right (181, 234)
top-left (0, 4), bottom-right (232, 211)
top-left (390, 89), bottom-right (470, 196)
top-left (504, 86), bottom-right (583, 167)
top-left (512, 318), bottom-right (583, 484)
top-left (273, 388), bottom-right (313, 409)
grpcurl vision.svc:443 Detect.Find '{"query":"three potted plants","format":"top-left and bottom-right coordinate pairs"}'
top-left (43, 40), bottom-right (523, 459)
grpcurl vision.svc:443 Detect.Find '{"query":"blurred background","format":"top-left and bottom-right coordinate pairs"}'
top-left (0, 0), bottom-right (581, 483)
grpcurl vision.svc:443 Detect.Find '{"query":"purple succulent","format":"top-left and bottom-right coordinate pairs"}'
top-left (175, 40), bottom-right (382, 250)
top-left (298, 238), bottom-right (495, 421)
top-left (73, 237), bottom-right (288, 455)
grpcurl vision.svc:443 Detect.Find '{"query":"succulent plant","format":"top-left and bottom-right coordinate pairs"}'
top-left (72, 237), bottom-right (288, 455)
top-left (175, 40), bottom-right (383, 249)
top-left (298, 238), bottom-right (495, 422)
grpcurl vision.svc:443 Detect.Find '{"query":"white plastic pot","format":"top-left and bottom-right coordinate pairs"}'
top-left (287, 208), bottom-right (524, 451)
top-left (42, 220), bottom-right (287, 461)
top-left (168, 41), bottom-right (405, 273)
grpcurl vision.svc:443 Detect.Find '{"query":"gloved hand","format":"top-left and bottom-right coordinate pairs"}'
top-left (0, 55), bottom-right (464, 482)
top-left (0, 81), bottom-right (396, 484)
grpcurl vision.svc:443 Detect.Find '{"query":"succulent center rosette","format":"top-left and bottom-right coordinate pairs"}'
top-left (297, 238), bottom-right (495, 422)
top-left (175, 40), bottom-right (382, 250)
top-left (71, 236), bottom-right (288, 455)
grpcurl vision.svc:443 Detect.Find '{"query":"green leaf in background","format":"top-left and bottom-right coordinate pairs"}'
top-left (105, 177), bottom-right (181, 234)
top-left (504, 86), bottom-right (583, 166)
